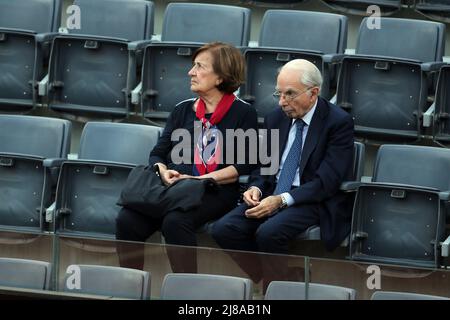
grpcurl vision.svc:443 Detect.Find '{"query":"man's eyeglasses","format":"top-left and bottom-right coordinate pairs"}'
top-left (272, 87), bottom-right (313, 102)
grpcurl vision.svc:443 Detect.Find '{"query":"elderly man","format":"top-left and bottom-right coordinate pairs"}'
top-left (212, 59), bottom-right (354, 287)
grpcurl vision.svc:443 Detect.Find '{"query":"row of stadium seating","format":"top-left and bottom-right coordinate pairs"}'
top-left (1, 257), bottom-right (448, 299)
top-left (1, 0), bottom-right (450, 145)
top-left (1, 114), bottom-right (449, 270)
top-left (241, 0), bottom-right (450, 25)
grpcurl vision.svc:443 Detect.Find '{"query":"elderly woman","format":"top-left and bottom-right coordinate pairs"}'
top-left (116, 42), bottom-right (258, 272)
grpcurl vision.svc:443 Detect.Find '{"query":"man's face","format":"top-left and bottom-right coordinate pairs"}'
top-left (275, 68), bottom-right (319, 119)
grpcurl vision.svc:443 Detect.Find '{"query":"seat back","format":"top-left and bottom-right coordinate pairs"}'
top-left (259, 10), bottom-right (347, 54)
top-left (373, 145), bottom-right (450, 190)
top-left (161, 273), bottom-right (253, 300)
top-left (265, 281), bottom-right (356, 300)
top-left (337, 18), bottom-right (445, 141)
top-left (0, 115), bottom-right (71, 231)
top-left (356, 17), bottom-right (445, 62)
top-left (0, 115), bottom-right (71, 158)
top-left (371, 290), bottom-right (449, 300)
top-left (415, 0), bottom-right (450, 24)
top-left (0, 0), bottom-right (62, 111)
top-left (142, 3), bottom-right (250, 119)
top-left (350, 145), bottom-right (450, 268)
top-left (0, 257), bottom-right (51, 290)
top-left (321, 0), bottom-right (401, 17)
top-left (161, 3), bottom-right (251, 46)
top-left (55, 123), bottom-right (162, 238)
top-left (78, 122), bottom-right (161, 165)
top-left (241, 10), bottom-right (347, 117)
top-left (62, 264), bottom-right (150, 299)
top-left (0, 0), bottom-right (61, 33)
top-left (47, 0), bottom-right (154, 118)
top-left (70, 0), bottom-right (154, 41)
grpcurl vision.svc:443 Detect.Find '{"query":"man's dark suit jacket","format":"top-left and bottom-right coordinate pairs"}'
top-left (250, 96), bottom-right (355, 251)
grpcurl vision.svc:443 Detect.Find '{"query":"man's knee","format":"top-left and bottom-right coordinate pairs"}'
top-left (255, 224), bottom-right (288, 253)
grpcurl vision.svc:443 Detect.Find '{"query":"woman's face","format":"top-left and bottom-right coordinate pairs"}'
top-left (188, 50), bottom-right (222, 95)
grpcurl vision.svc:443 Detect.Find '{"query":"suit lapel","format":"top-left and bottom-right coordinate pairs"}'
top-left (278, 116), bottom-right (292, 163)
top-left (298, 98), bottom-right (328, 178)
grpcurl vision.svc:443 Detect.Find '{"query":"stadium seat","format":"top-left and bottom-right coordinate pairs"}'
top-left (371, 290), bottom-right (449, 300)
top-left (296, 141), bottom-right (365, 242)
top-left (140, 2), bottom-right (251, 122)
top-left (0, 115), bottom-right (71, 232)
top-left (320, 0), bottom-right (402, 16)
top-left (335, 17), bottom-right (446, 142)
top-left (430, 65), bottom-right (450, 146)
top-left (415, 0), bottom-right (450, 24)
top-left (349, 144), bottom-right (450, 268)
top-left (46, 0), bottom-right (154, 119)
top-left (265, 281), bottom-right (356, 300)
top-left (0, 257), bottom-right (51, 290)
top-left (240, 10), bottom-right (347, 118)
top-left (62, 264), bottom-right (150, 299)
top-left (160, 273), bottom-right (253, 300)
top-left (240, 0), bottom-right (306, 7)
top-left (0, 0), bottom-right (62, 112)
top-left (52, 122), bottom-right (162, 239)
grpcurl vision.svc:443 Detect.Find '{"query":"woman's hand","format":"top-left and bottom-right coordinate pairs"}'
top-left (160, 168), bottom-right (181, 186)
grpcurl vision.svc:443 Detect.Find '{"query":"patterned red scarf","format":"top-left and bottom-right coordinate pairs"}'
top-left (193, 93), bottom-right (235, 176)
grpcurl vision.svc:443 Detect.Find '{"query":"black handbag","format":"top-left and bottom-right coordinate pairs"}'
top-left (117, 165), bottom-right (218, 218)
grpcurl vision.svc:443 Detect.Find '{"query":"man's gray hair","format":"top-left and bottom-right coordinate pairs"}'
top-left (281, 59), bottom-right (323, 93)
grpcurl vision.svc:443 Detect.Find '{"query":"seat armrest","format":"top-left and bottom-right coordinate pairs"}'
top-left (439, 191), bottom-right (450, 201)
top-left (45, 202), bottom-right (56, 223)
top-left (128, 40), bottom-right (153, 51)
top-left (423, 103), bottom-right (435, 128)
top-left (239, 175), bottom-right (250, 185)
top-left (421, 62), bottom-right (447, 73)
top-left (38, 74), bottom-right (49, 96)
top-left (322, 53), bottom-right (347, 64)
top-left (43, 158), bottom-right (66, 168)
top-left (340, 181), bottom-right (361, 192)
top-left (441, 235), bottom-right (450, 257)
top-left (35, 32), bottom-right (60, 43)
top-left (131, 82), bottom-right (142, 105)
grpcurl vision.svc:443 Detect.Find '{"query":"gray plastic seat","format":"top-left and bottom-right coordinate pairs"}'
top-left (54, 122), bottom-right (162, 238)
top-left (415, 0), bottom-right (450, 24)
top-left (0, 257), bottom-right (51, 290)
top-left (47, 0), bottom-right (154, 119)
top-left (321, 0), bottom-right (401, 16)
top-left (240, 0), bottom-right (306, 7)
top-left (141, 3), bottom-right (251, 121)
top-left (371, 290), bottom-right (449, 300)
top-left (432, 65), bottom-right (450, 145)
top-left (350, 144), bottom-right (450, 268)
top-left (265, 281), bottom-right (356, 300)
top-left (294, 141), bottom-right (365, 243)
top-left (62, 264), bottom-right (150, 299)
top-left (0, 115), bottom-right (71, 232)
top-left (161, 273), bottom-right (253, 300)
top-left (336, 17), bottom-right (445, 141)
top-left (0, 0), bottom-right (62, 112)
top-left (240, 10), bottom-right (347, 118)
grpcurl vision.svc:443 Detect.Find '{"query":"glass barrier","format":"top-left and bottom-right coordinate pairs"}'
top-left (308, 256), bottom-right (450, 300)
top-left (0, 230), bottom-right (449, 300)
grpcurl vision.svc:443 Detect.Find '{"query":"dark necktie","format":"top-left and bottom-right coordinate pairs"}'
top-left (274, 119), bottom-right (306, 195)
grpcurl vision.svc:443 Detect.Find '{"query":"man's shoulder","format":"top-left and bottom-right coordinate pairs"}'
top-left (318, 97), bottom-right (352, 124)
